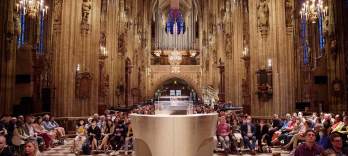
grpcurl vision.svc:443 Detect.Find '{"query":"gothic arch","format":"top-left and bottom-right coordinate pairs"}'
top-left (150, 73), bottom-right (202, 98)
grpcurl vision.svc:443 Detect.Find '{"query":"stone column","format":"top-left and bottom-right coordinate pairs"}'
top-left (51, 0), bottom-right (101, 116)
top-left (0, 0), bottom-right (17, 114)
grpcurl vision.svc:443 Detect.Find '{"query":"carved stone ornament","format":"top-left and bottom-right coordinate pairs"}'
top-left (285, 0), bottom-right (293, 28)
top-left (81, 0), bottom-right (92, 34)
top-left (118, 33), bottom-right (126, 56)
top-left (53, 0), bottom-right (63, 25)
top-left (75, 72), bottom-right (93, 99)
top-left (257, 0), bottom-right (270, 37)
top-left (256, 69), bottom-right (272, 101)
top-left (332, 79), bottom-right (343, 97)
top-left (225, 33), bottom-right (233, 59)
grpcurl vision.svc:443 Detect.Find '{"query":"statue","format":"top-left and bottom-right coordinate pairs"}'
top-left (285, 0), bottom-right (293, 27)
top-left (118, 33), bottom-right (126, 56)
top-left (225, 33), bottom-right (233, 59)
top-left (81, 0), bottom-right (92, 25)
top-left (53, 0), bottom-right (63, 24)
top-left (257, 0), bottom-right (270, 36)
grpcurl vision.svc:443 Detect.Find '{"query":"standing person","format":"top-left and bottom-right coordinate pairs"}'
top-left (324, 132), bottom-right (346, 156)
top-left (23, 139), bottom-right (41, 156)
top-left (294, 130), bottom-right (324, 156)
top-left (241, 116), bottom-right (257, 155)
top-left (0, 135), bottom-right (13, 156)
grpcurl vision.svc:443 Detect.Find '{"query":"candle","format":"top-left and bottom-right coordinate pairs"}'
top-left (267, 59), bottom-right (272, 68)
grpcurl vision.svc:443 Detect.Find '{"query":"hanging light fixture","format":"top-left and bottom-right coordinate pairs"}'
top-left (189, 50), bottom-right (197, 57)
top-left (16, 0), bottom-right (49, 18)
top-left (153, 49), bottom-right (162, 57)
top-left (168, 49), bottom-right (182, 65)
top-left (299, 0), bottom-right (327, 23)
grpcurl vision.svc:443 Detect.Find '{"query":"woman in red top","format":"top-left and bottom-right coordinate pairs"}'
top-left (217, 117), bottom-right (231, 152)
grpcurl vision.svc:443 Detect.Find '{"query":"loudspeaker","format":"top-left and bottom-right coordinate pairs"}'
top-left (15, 74), bottom-right (31, 84)
top-left (41, 88), bottom-right (51, 112)
top-left (296, 102), bottom-right (310, 111)
top-left (314, 76), bottom-right (328, 84)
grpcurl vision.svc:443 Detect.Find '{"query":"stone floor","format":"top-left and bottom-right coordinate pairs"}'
top-left (41, 139), bottom-right (291, 156)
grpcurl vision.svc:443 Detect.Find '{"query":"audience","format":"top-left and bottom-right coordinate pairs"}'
top-left (3, 104), bottom-right (348, 156)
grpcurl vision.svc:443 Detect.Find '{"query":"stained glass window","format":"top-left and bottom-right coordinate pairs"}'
top-left (318, 12), bottom-right (325, 55)
top-left (301, 18), bottom-right (309, 65)
top-left (17, 9), bottom-right (25, 47)
top-left (38, 11), bottom-right (45, 54)
top-left (165, 9), bottom-right (185, 34)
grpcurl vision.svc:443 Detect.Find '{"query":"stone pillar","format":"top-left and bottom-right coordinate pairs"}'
top-left (0, 0), bottom-right (17, 114)
top-left (249, 0), bottom-right (295, 116)
top-left (51, 0), bottom-right (101, 116)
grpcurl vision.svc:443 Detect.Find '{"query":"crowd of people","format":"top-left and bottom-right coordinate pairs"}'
top-left (216, 110), bottom-right (348, 156)
top-left (0, 114), bottom-right (65, 156)
top-left (2, 104), bottom-right (348, 156)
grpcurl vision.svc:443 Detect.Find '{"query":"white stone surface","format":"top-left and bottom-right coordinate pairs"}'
top-left (130, 113), bottom-right (218, 156)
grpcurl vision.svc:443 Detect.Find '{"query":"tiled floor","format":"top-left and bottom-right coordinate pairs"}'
top-left (41, 139), bottom-right (290, 156)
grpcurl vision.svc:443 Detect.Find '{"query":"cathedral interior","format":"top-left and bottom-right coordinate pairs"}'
top-left (1, 0), bottom-right (348, 156)
top-left (1, 0), bottom-right (348, 117)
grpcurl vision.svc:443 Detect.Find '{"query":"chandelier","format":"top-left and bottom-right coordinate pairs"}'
top-left (189, 50), bottom-right (197, 57)
top-left (16, 0), bottom-right (49, 18)
top-left (168, 49), bottom-right (182, 65)
top-left (299, 0), bottom-right (327, 23)
top-left (153, 49), bottom-right (162, 57)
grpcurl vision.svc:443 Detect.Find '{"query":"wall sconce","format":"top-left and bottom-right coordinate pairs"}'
top-left (241, 47), bottom-right (250, 60)
top-left (76, 64), bottom-right (81, 73)
top-left (267, 58), bottom-right (272, 69)
top-left (256, 59), bottom-right (273, 101)
top-left (100, 46), bottom-right (108, 59)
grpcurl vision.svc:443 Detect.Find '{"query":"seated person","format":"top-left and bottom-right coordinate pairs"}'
top-left (283, 120), bottom-right (312, 150)
top-left (86, 119), bottom-right (101, 151)
top-left (331, 114), bottom-right (343, 133)
top-left (256, 119), bottom-right (270, 152)
top-left (98, 119), bottom-right (114, 150)
top-left (241, 116), bottom-right (257, 155)
top-left (24, 139), bottom-right (41, 156)
top-left (72, 119), bottom-right (87, 154)
top-left (0, 135), bottom-right (13, 156)
top-left (335, 116), bottom-right (348, 146)
top-left (109, 120), bottom-right (127, 150)
top-left (12, 121), bottom-right (30, 155)
top-left (124, 121), bottom-right (133, 153)
top-left (23, 115), bottom-right (45, 150)
top-left (324, 132), bottom-right (346, 155)
top-left (49, 116), bottom-right (66, 139)
top-left (217, 117), bottom-right (231, 153)
top-left (32, 116), bottom-right (53, 149)
top-left (294, 130), bottom-right (324, 156)
top-left (272, 115), bottom-right (298, 145)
